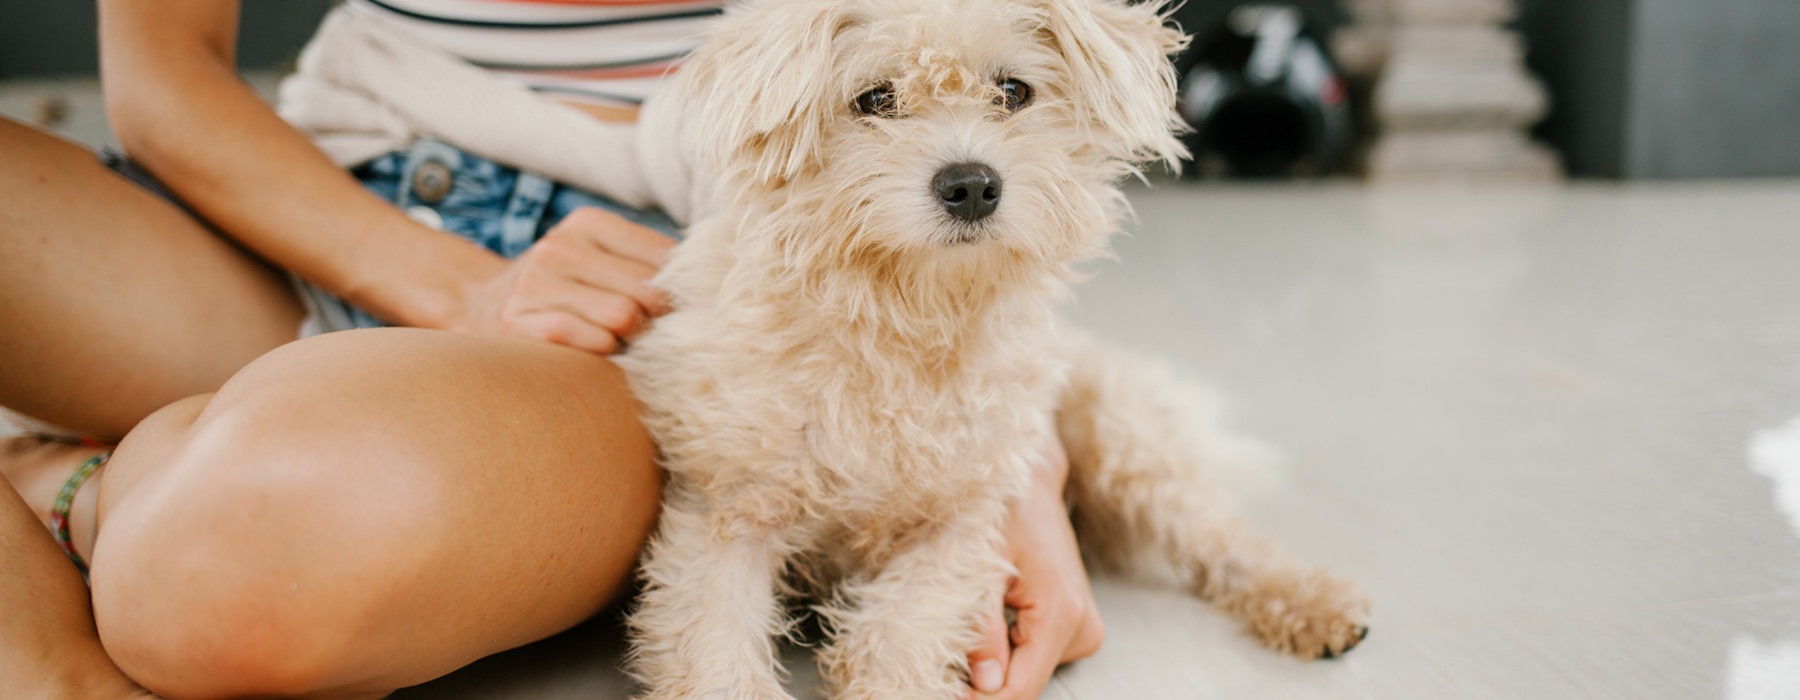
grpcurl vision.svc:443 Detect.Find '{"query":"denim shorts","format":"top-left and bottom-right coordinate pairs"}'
top-left (293, 139), bottom-right (682, 335)
top-left (101, 139), bottom-right (678, 336)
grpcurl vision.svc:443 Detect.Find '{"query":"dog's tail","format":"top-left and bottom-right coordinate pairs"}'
top-left (1055, 329), bottom-right (1281, 578)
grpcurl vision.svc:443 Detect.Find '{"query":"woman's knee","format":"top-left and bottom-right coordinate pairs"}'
top-left (89, 385), bottom-right (453, 697)
top-left (86, 333), bottom-right (663, 696)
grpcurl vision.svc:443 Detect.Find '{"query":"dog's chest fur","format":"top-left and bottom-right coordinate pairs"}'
top-left (620, 223), bottom-right (1064, 557)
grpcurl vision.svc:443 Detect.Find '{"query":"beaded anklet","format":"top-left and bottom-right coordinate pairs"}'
top-left (49, 452), bottom-right (109, 577)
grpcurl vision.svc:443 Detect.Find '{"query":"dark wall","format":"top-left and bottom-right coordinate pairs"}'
top-left (1517, 0), bottom-right (1635, 178)
top-left (1627, 0), bottom-right (1800, 178)
top-left (0, 0), bottom-right (333, 78)
top-left (1518, 0), bottom-right (1800, 178)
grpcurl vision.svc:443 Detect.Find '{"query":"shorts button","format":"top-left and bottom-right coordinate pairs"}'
top-left (411, 160), bottom-right (454, 204)
top-left (406, 205), bottom-right (444, 230)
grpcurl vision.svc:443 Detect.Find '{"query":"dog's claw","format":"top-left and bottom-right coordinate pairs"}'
top-left (1248, 569), bottom-right (1371, 661)
top-left (1321, 626), bottom-right (1370, 660)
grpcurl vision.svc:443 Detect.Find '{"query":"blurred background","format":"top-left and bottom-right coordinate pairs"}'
top-left (5, 0), bottom-right (1799, 180)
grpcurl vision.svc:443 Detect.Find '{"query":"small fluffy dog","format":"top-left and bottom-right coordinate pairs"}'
top-left (616, 0), bottom-right (1370, 697)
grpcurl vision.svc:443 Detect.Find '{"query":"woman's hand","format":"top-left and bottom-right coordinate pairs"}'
top-left (100, 3), bottom-right (678, 357)
top-left (966, 435), bottom-right (1104, 699)
top-left (451, 207), bottom-right (675, 354)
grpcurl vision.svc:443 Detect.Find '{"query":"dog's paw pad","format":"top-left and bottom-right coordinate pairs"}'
top-left (1244, 570), bottom-right (1371, 660)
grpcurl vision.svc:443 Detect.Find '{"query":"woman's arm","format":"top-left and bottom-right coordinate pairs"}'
top-left (99, 0), bottom-right (495, 331)
top-left (99, 0), bottom-right (672, 351)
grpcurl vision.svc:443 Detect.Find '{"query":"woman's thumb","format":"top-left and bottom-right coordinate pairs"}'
top-left (966, 603), bottom-right (1011, 695)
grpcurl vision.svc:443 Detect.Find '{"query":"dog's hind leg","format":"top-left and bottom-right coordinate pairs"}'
top-left (815, 504), bottom-right (1012, 700)
top-left (1055, 335), bottom-right (1371, 660)
top-left (626, 492), bottom-right (796, 700)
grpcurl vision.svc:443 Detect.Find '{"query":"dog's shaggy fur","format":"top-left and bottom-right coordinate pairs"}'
top-left (616, 0), bottom-right (1371, 697)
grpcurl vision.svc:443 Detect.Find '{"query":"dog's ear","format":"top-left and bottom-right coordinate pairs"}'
top-left (671, 0), bottom-right (850, 187)
top-left (1036, 0), bottom-right (1189, 169)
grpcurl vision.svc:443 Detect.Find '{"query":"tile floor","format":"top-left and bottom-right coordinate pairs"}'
top-left (8, 79), bottom-right (1800, 699)
top-left (394, 180), bottom-right (1800, 699)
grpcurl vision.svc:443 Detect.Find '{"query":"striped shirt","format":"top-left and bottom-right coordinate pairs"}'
top-left (346, 0), bottom-right (726, 108)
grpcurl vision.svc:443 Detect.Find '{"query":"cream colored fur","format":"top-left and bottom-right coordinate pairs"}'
top-left (616, 1), bottom-right (1370, 697)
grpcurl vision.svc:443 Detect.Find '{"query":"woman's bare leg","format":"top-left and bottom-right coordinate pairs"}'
top-left (0, 468), bottom-right (152, 698)
top-left (82, 328), bottom-right (660, 697)
top-left (0, 117), bottom-right (304, 438)
top-left (80, 328), bottom-right (661, 698)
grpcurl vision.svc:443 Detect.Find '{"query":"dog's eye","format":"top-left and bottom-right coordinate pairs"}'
top-left (996, 78), bottom-right (1033, 112)
top-left (853, 84), bottom-right (899, 118)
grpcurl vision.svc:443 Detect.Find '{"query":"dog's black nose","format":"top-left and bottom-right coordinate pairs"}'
top-left (933, 162), bottom-right (1001, 222)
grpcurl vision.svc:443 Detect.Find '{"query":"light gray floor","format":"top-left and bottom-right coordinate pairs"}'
top-left (8, 79), bottom-right (1800, 699)
top-left (392, 181), bottom-right (1800, 699)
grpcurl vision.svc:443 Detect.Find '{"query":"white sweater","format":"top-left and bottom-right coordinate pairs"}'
top-left (278, 5), bottom-right (708, 225)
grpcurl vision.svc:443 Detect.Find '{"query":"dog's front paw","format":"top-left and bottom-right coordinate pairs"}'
top-left (1242, 568), bottom-right (1371, 660)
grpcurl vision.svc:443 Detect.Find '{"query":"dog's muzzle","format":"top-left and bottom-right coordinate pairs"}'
top-left (933, 162), bottom-right (1001, 223)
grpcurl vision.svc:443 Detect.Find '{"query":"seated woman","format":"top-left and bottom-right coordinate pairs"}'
top-left (0, 1), bottom-right (1101, 698)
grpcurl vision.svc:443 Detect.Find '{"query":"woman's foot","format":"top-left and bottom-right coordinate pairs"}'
top-left (0, 434), bottom-right (108, 562)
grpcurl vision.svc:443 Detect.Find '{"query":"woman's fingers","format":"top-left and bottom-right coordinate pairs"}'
top-left (538, 209), bottom-right (672, 314)
top-left (507, 251), bottom-right (650, 332)
top-left (974, 457), bottom-right (1105, 700)
top-left (991, 604), bottom-right (1067, 700)
top-left (556, 207), bottom-right (677, 269)
top-left (543, 290), bottom-right (646, 346)
top-left (509, 310), bottom-right (623, 355)
top-left (965, 601), bottom-right (1013, 697)
top-left (984, 585), bottom-right (1102, 699)
top-left (452, 206), bottom-right (677, 354)
top-left (550, 242), bottom-right (668, 317)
